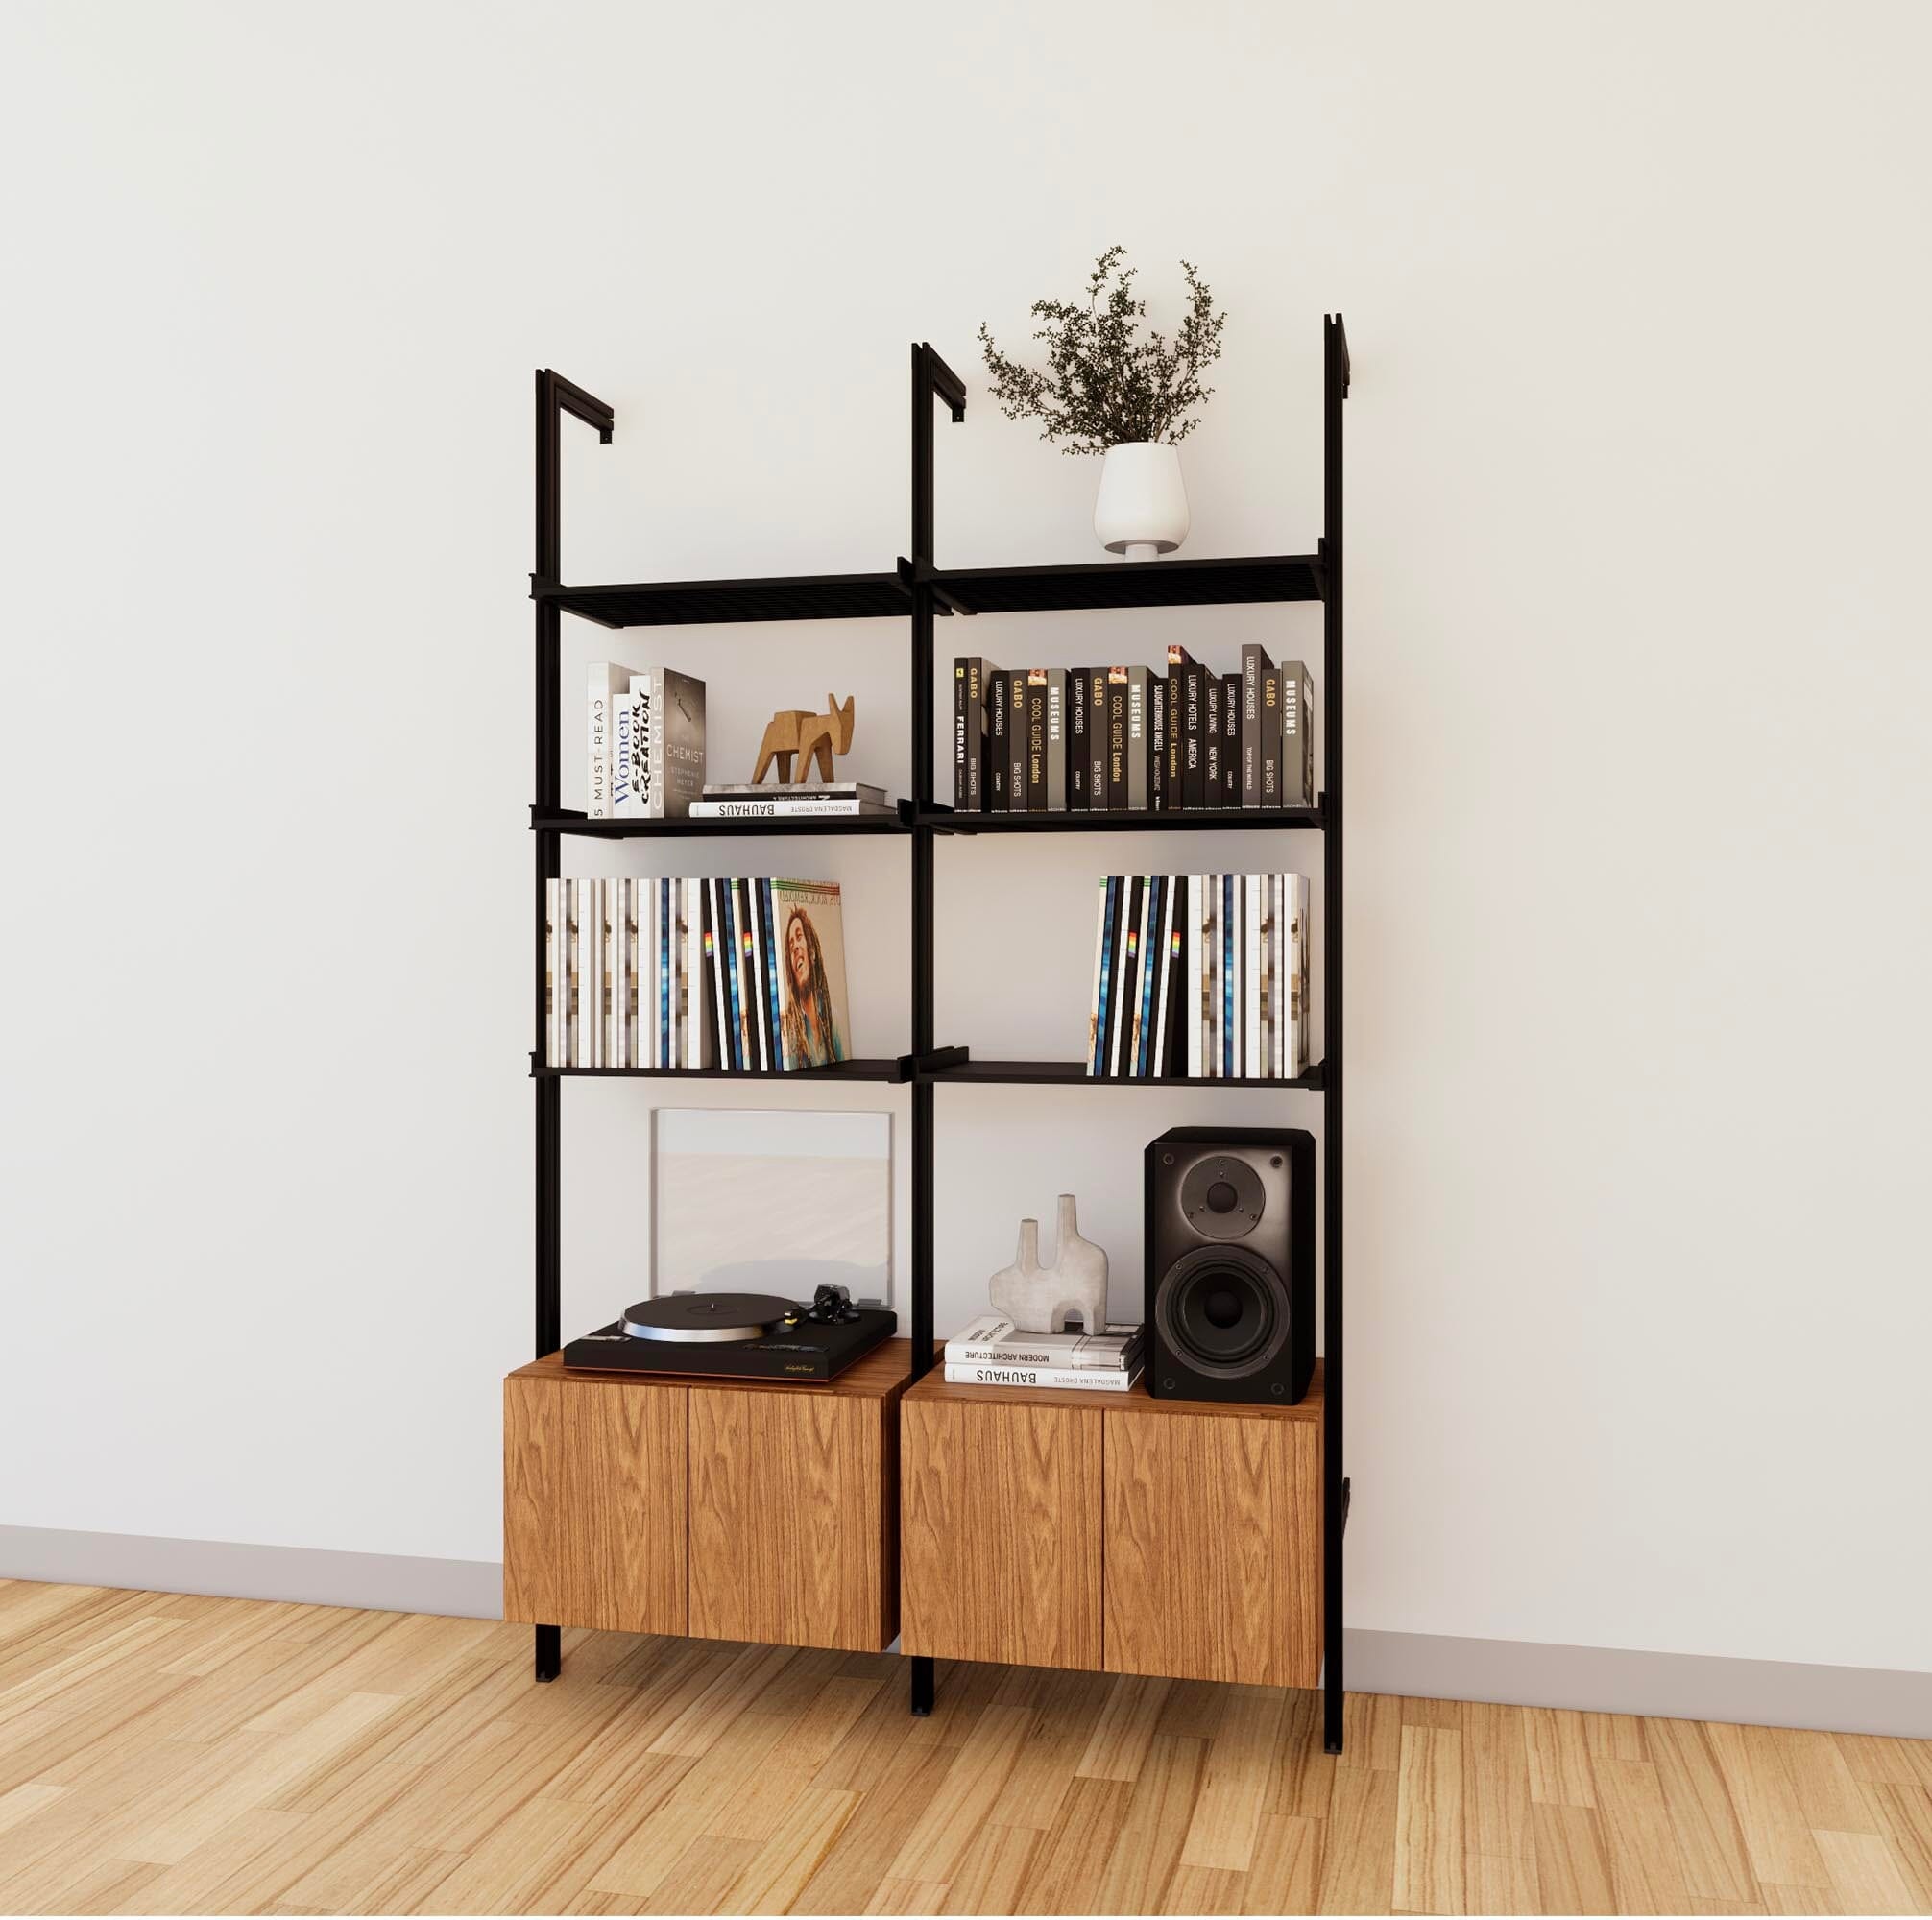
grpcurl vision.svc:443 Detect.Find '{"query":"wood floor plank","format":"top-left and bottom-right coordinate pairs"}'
top-left (1468, 1849), bottom-right (1543, 1914)
top-left (1022, 1774), bottom-right (1135, 1914)
top-left (1341, 1691), bottom-right (1403, 1772)
top-left (1837, 1735), bottom-right (1932, 1791)
top-left (1583, 1710), bottom-right (1650, 1762)
top-left (1084, 1735), bottom-right (1203, 1916)
top-left (1592, 1756), bottom-right (1694, 1916)
top-left (1180, 1686), bottom-right (1290, 1872)
top-left (884, 1702), bottom-right (1033, 1884)
top-left (1525, 1707), bottom-right (1598, 1808)
top-left (984, 1667), bottom-right (1113, 1833)
top-left (1647, 1716), bottom-right (1759, 1903)
top-left (1772, 1728), bottom-right (1879, 1836)
top-left (788, 1745), bottom-right (960, 1916)
top-left (1463, 1697), bottom-right (1534, 1861)
top-left (1861, 1781), bottom-right (1932, 1912)
top-left (1705, 1721), bottom-right (1834, 1889)
top-left (864, 1876), bottom-right (950, 1914)
top-left (1076, 1673), bottom-right (1172, 1783)
top-left (937, 1822), bottom-right (1039, 1914)
top-left (1531, 1802), bottom-right (1616, 1916)
top-left (1320, 1757), bottom-right (1399, 1915)
top-left (1243, 1811), bottom-right (1322, 1913)
top-left (636, 1833), bottom-right (761, 1915)
top-left (1393, 1722), bottom-right (1464, 1916)
top-left (719, 1784), bottom-right (859, 1912)
top-left (1161, 1863), bottom-right (1245, 1913)
top-left (1758, 1881), bottom-right (1844, 1914)
top-left (1810, 1827), bottom-right (1917, 1915)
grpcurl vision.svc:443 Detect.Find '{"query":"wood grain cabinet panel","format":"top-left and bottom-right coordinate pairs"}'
top-left (502, 1374), bottom-right (688, 1636)
top-left (900, 1393), bottom-right (1103, 1670)
top-left (1101, 1404), bottom-right (1320, 1688)
top-left (687, 1382), bottom-right (897, 1651)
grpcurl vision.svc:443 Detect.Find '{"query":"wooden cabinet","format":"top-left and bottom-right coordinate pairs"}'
top-left (900, 1392), bottom-right (1103, 1670)
top-left (504, 1340), bottom-right (912, 1654)
top-left (900, 1366), bottom-right (1322, 1689)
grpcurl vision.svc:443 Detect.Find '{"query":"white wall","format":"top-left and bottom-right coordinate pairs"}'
top-left (4, 0), bottom-right (1929, 1677)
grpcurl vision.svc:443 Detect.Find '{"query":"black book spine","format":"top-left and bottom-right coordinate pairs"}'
top-left (1009, 672), bottom-right (1027, 815)
top-left (987, 670), bottom-right (1008, 811)
top-left (954, 659), bottom-right (970, 810)
top-left (1166, 875), bottom-right (1188, 1074)
top-left (1240, 644), bottom-right (1267, 809)
top-left (1069, 669), bottom-right (1090, 809)
top-left (1182, 663), bottom-right (1205, 808)
top-left (1089, 669), bottom-right (1109, 812)
top-left (1221, 673), bottom-right (1241, 806)
top-left (1259, 665), bottom-right (1282, 809)
top-left (1202, 675), bottom-right (1222, 805)
top-left (1165, 665), bottom-right (1184, 808)
top-left (1148, 674), bottom-right (1167, 813)
top-left (1025, 672), bottom-right (1048, 812)
top-left (1106, 669), bottom-right (1128, 811)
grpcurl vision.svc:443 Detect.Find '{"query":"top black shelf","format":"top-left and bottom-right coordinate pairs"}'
top-left (536, 553), bottom-right (1324, 629)
top-left (536, 572), bottom-right (912, 629)
top-left (928, 554), bottom-right (1322, 615)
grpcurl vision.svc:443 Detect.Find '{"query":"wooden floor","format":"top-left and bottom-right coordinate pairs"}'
top-left (1, 1582), bottom-right (1928, 1915)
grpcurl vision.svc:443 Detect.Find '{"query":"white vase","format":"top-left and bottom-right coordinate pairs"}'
top-left (986, 1197), bottom-right (1110, 1335)
top-left (1094, 442), bottom-right (1190, 561)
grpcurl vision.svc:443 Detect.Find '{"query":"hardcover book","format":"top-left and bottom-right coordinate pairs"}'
top-left (1201, 674), bottom-right (1222, 804)
top-left (941, 1362), bottom-right (1140, 1392)
top-left (1147, 674), bottom-right (1167, 812)
top-left (1089, 668), bottom-right (1109, 812)
top-left (1260, 666), bottom-right (1283, 806)
top-left (1025, 668), bottom-right (1049, 812)
top-left (944, 1313), bottom-right (1144, 1369)
top-left (1282, 660), bottom-right (1316, 807)
top-left (586, 662), bottom-right (640, 819)
top-left (1045, 667), bottom-right (1068, 811)
top-left (1106, 667), bottom-right (1129, 812)
top-left (1125, 666), bottom-right (1150, 812)
top-left (1221, 673), bottom-right (1242, 807)
top-left (1240, 644), bottom-right (1275, 808)
top-left (1069, 668), bottom-right (1090, 809)
top-left (1181, 660), bottom-right (1206, 808)
top-left (987, 669), bottom-right (1009, 810)
top-left (773, 879), bottom-right (852, 1069)
top-left (1009, 672), bottom-right (1028, 818)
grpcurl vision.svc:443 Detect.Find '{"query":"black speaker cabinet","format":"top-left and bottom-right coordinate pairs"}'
top-left (1145, 1126), bottom-right (1316, 1404)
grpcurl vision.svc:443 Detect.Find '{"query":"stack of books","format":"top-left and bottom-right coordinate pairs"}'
top-left (953, 645), bottom-right (1313, 814)
top-left (1088, 873), bottom-right (1312, 1080)
top-left (543, 876), bottom-right (853, 1073)
top-left (589, 663), bottom-right (707, 819)
top-left (692, 781), bottom-right (896, 821)
top-left (942, 1314), bottom-right (1145, 1393)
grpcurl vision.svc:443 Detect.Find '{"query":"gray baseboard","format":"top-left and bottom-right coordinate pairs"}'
top-left (3, 1526), bottom-right (1923, 1738)
top-left (0, 1525), bottom-right (501, 1621)
top-left (1347, 1627), bottom-right (1932, 1739)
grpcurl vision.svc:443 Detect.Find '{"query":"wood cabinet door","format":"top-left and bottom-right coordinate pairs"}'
top-left (901, 1394), bottom-right (1103, 1670)
top-left (1101, 1407), bottom-right (1320, 1688)
top-left (687, 1385), bottom-right (895, 1652)
top-left (502, 1375), bottom-right (688, 1636)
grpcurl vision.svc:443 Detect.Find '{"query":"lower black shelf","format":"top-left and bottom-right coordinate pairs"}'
top-left (926, 1058), bottom-right (1324, 1091)
top-left (921, 803), bottom-right (1324, 834)
top-left (533, 1059), bottom-right (912, 1084)
top-left (532, 807), bottom-right (910, 838)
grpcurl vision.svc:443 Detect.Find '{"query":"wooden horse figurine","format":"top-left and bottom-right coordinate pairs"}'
top-left (752, 693), bottom-right (856, 785)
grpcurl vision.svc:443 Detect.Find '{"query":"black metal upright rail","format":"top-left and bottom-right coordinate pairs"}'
top-left (526, 321), bottom-right (1348, 1736)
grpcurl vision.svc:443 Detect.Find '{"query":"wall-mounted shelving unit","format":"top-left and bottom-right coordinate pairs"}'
top-left (528, 319), bottom-right (1349, 1749)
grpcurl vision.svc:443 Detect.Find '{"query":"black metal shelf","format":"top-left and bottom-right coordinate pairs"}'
top-left (926, 1058), bottom-right (1324, 1091)
top-left (535, 571), bottom-right (913, 629)
top-left (925, 553), bottom-right (1321, 615)
top-left (921, 802), bottom-right (1324, 835)
top-left (535, 1058), bottom-right (912, 1084)
top-left (532, 806), bottom-right (910, 839)
top-left (529, 323), bottom-right (1349, 1747)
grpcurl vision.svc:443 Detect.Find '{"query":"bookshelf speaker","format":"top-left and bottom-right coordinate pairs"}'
top-left (1144, 1126), bottom-right (1316, 1404)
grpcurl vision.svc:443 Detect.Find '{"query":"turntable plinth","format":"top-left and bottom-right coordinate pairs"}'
top-left (504, 1339), bottom-right (916, 1654)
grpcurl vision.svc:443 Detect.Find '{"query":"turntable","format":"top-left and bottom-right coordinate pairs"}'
top-left (562, 1284), bottom-right (896, 1382)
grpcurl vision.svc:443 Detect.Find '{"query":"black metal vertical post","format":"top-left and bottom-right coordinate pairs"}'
top-left (908, 343), bottom-right (964, 1717)
top-left (532, 369), bottom-right (613, 1685)
top-left (1320, 317), bottom-right (1349, 1752)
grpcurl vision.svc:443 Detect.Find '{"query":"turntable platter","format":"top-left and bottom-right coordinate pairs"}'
top-left (618, 1293), bottom-right (799, 1344)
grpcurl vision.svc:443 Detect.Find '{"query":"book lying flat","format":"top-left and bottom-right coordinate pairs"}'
top-left (704, 781), bottom-right (888, 803)
top-left (943, 1313), bottom-right (1144, 1370)
top-left (689, 799), bottom-right (897, 818)
top-left (943, 1362), bottom-right (1142, 1392)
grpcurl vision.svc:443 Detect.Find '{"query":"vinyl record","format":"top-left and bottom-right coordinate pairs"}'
top-left (618, 1293), bottom-right (797, 1343)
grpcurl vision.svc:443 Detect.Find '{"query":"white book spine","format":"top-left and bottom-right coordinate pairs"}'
top-left (684, 877), bottom-right (703, 1068)
top-left (1295, 874), bottom-right (1312, 1072)
top-left (1208, 878), bottom-right (1220, 1079)
top-left (1251, 873), bottom-right (1267, 1081)
top-left (661, 877), bottom-right (675, 1069)
top-left (688, 800), bottom-right (886, 819)
top-left (943, 1363), bottom-right (1138, 1393)
top-left (563, 880), bottom-right (580, 1068)
top-left (1186, 876), bottom-right (1202, 1080)
top-left (587, 666), bottom-right (617, 818)
top-left (612, 695), bottom-right (635, 821)
top-left (1152, 871), bottom-right (1176, 1077)
top-left (544, 879), bottom-right (559, 1067)
top-left (944, 1341), bottom-right (1143, 1368)
top-left (612, 878), bottom-right (627, 1070)
top-left (650, 670), bottom-right (667, 818)
top-left (707, 879), bottom-right (730, 1069)
top-left (594, 879), bottom-right (612, 1068)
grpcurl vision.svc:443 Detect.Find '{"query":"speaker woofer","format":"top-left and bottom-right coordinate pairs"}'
top-left (1154, 1243), bottom-right (1291, 1379)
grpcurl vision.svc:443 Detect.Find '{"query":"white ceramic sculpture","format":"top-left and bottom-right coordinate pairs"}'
top-left (987, 1194), bottom-right (1109, 1334)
